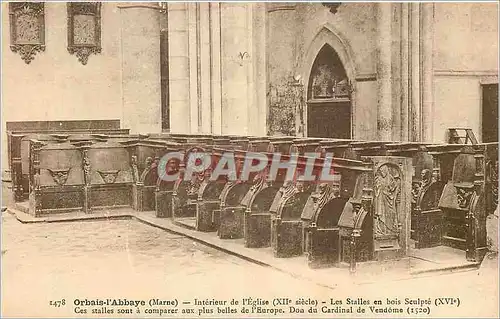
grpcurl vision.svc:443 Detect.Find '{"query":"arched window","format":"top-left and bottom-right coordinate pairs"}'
top-left (307, 44), bottom-right (351, 139)
top-left (308, 45), bottom-right (349, 101)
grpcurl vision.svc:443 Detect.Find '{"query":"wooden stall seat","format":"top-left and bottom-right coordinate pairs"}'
top-left (301, 157), bottom-right (372, 267)
top-left (217, 149), bottom-right (259, 239)
top-left (217, 137), bottom-right (297, 239)
top-left (120, 136), bottom-right (181, 212)
top-left (245, 140), bottom-right (322, 250)
top-left (338, 173), bottom-right (374, 271)
top-left (271, 179), bottom-right (316, 257)
top-left (195, 141), bottom-right (247, 232)
top-left (171, 145), bottom-right (211, 230)
top-left (428, 143), bottom-right (498, 262)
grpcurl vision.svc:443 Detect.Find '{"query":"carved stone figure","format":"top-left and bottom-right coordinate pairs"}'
top-left (374, 164), bottom-right (401, 237)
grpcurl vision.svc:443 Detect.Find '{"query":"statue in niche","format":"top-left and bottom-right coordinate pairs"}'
top-left (374, 164), bottom-right (402, 237)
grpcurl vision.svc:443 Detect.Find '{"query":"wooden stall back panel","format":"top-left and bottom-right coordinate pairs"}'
top-left (218, 207), bottom-right (245, 239)
top-left (196, 182), bottom-right (227, 231)
top-left (212, 209), bottom-right (221, 229)
top-left (416, 209), bottom-right (443, 249)
top-left (415, 181), bottom-right (446, 249)
top-left (307, 228), bottom-right (340, 268)
top-left (468, 192), bottom-right (488, 262)
top-left (38, 145), bottom-right (84, 186)
top-left (8, 134), bottom-right (25, 201)
top-left (485, 145), bottom-right (498, 215)
top-left (6, 120), bottom-right (121, 131)
top-left (273, 219), bottom-right (303, 258)
top-left (172, 181), bottom-right (190, 218)
top-left (370, 157), bottom-right (413, 261)
top-left (438, 183), bottom-right (467, 249)
top-left (37, 143), bottom-right (85, 213)
top-left (155, 191), bottom-right (173, 218)
top-left (217, 183), bottom-right (252, 238)
top-left (340, 209), bottom-right (373, 263)
top-left (87, 145), bottom-right (133, 209)
top-left (88, 146), bottom-right (133, 185)
top-left (197, 201), bottom-right (220, 232)
top-left (244, 214), bottom-right (272, 248)
top-left (244, 187), bottom-right (281, 248)
top-left (438, 153), bottom-right (477, 251)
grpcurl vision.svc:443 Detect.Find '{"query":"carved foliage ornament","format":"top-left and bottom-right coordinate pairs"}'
top-left (9, 2), bottom-right (45, 64)
top-left (67, 2), bottom-right (102, 65)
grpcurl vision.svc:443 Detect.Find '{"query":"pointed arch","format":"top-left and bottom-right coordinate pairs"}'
top-left (301, 24), bottom-right (358, 95)
top-left (301, 25), bottom-right (358, 139)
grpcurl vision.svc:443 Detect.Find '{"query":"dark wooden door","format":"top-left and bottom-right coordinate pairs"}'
top-left (307, 101), bottom-right (351, 138)
top-left (482, 84), bottom-right (498, 142)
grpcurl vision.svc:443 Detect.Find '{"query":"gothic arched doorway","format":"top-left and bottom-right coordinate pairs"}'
top-left (307, 44), bottom-right (351, 138)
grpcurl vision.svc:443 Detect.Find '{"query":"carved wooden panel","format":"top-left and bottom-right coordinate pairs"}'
top-left (9, 2), bottom-right (45, 64)
top-left (67, 2), bottom-right (102, 65)
top-left (370, 157), bottom-right (413, 260)
top-left (374, 163), bottom-right (402, 238)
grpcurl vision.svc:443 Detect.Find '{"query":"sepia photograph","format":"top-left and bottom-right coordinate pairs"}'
top-left (1, 1), bottom-right (499, 318)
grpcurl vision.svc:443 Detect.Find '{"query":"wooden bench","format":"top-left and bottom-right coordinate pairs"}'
top-left (7, 119), bottom-right (128, 202)
top-left (28, 135), bottom-right (136, 216)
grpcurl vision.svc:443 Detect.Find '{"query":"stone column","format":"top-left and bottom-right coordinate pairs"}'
top-left (187, 3), bottom-right (199, 133)
top-left (421, 3), bottom-right (434, 142)
top-left (410, 3), bottom-right (421, 141)
top-left (199, 3), bottom-right (212, 134)
top-left (377, 3), bottom-right (393, 141)
top-left (210, 3), bottom-right (223, 135)
top-left (119, 3), bottom-right (162, 133)
top-left (251, 3), bottom-right (268, 137)
top-left (167, 3), bottom-right (191, 133)
top-left (400, 3), bottom-right (410, 141)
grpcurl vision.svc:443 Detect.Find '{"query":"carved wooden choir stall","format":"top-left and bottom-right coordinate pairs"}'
top-left (6, 120), bottom-right (498, 270)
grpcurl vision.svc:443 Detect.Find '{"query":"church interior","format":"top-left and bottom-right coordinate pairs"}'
top-left (2, 2), bottom-right (499, 274)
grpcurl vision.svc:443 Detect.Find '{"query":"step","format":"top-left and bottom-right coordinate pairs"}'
top-left (442, 235), bottom-right (466, 250)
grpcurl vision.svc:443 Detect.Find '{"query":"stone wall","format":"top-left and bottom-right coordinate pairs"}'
top-left (1, 2), bottom-right (164, 170)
